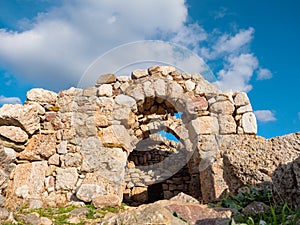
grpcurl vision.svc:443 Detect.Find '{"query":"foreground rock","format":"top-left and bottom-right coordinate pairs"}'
top-left (100, 200), bottom-right (231, 225)
top-left (221, 132), bottom-right (300, 208)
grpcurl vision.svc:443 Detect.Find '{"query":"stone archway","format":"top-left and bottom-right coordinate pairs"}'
top-left (0, 65), bottom-right (259, 210)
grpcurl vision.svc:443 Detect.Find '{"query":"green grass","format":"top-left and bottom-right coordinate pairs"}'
top-left (219, 187), bottom-right (300, 225)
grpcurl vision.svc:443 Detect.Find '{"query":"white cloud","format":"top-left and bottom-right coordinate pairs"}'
top-left (214, 54), bottom-right (258, 92)
top-left (0, 0), bottom-right (272, 95)
top-left (254, 110), bottom-right (276, 122)
top-left (201, 28), bottom-right (254, 59)
top-left (0, 0), bottom-right (188, 90)
top-left (170, 23), bottom-right (207, 51)
top-left (257, 68), bottom-right (273, 80)
top-left (0, 95), bottom-right (22, 105)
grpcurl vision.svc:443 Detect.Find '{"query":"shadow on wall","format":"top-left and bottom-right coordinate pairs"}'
top-left (222, 153), bottom-right (300, 210)
top-left (272, 156), bottom-right (300, 209)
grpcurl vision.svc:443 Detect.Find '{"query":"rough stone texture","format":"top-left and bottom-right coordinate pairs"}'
top-left (76, 184), bottom-right (106, 202)
top-left (241, 112), bottom-right (257, 134)
top-left (96, 74), bottom-right (117, 85)
top-left (234, 92), bottom-right (250, 107)
top-left (92, 194), bottom-right (120, 208)
top-left (99, 125), bottom-right (136, 152)
top-left (210, 100), bottom-right (235, 115)
top-left (189, 116), bottom-right (219, 136)
top-left (18, 134), bottom-right (56, 160)
top-left (0, 104), bottom-right (40, 135)
top-left (55, 168), bottom-right (78, 191)
top-left (218, 115), bottom-right (237, 134)
top-left (0, 126), bottom-right (28, 143)
top-left (272, 150), bottom-right (300, 209)
top-left (132, 69), bottom-right (148, 79)
top-left (101, 200), bottom-right (231, 225)
top-left (221, 133), bottom-right (300, 209)
top-left (170, 192), bottom-right (199, 204)
top-left (5, 161), bottom-right (48, 209)
top-left (98, 84), bottom-right (113, 97)
top-left (0, 66), bottom-right (298, 212)
top-left (26, 88), bottom-right (58, 105)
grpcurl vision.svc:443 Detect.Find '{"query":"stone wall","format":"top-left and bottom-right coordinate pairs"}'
top-left (0, 65), bottom-right (299, 210)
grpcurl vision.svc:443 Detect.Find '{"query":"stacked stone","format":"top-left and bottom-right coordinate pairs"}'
top-left (5, 65), bottom-right (299, 212)
top-left (123, 133), bottom-right (193, 204)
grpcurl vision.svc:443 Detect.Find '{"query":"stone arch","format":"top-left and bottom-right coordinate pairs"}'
top-left (0, 65), bottom-right (259, 210)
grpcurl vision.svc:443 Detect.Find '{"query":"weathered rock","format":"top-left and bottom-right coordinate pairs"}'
top-left (0, 126), bottom-right (28, 143)
top-left (117, 76), bottom-right (130, 82)
top-left (218, 115), bottom-right (237, 134)
top-left (241, 112), bottom-right (257, 134)
top-left (56, 140), bottom-right (67, 154)
top-left (221, 133), bottom-right (300, 200)
top-left (243, 202), bottom-right (270, 216)
top-left (114, 94), bottom-right (137, 109)
top-left (0, 194), bottom-right (6, 207)
top-left (0, 169), bottom-right (8, 189)
top-left (61, 153), bottom-right (82, 167)
top-left (92, 194), bottom-right (120, 208)
top-left (0, 207), bottom-right (9, 220)
top-left (189, 116), bottom-right (219, 137)
top-left (48, 154), bottom-right (60, 165)
top-left (195, 78), bottom-right (220, 96)
top-left (273, 151), bottom-right (300, 209)
top-left (0, 104), bottom-right (40, 135)
top-left (170, 192), bottom-right (199, 204)
top-left (101, 201), bottom-right (186, 225)
top-left (0, 146), bottom-right (16, 165)
top-left (236, 104), bottom-right (252, 114)
top-left (210, 100), bottom-right (235, 115)
top-left (101, 200), bottom-right (231, 225)
top-left (131, 69), bottom-right (148, 79)
top-left (98, 84), bottom-right (113, 97)
top-left (26, 88), bottom-right (58, 105)
top-left (55, 168), bottom-right (78, 191)
top-left (185, 80), bottom-right (196, 91)
top-left (96, 74), bottom-right (117, 84)
top-left (76, 184), bottom-right (107, 202)
top-left (18, 213), bottom-right (41, 225)
top-left (99, 125), bottom-right (136, 152)
top-left (6, 161), bottom-right (47, 209)
top-left (149, 65), bottom-right (176, 75)
top-left (83, 87), bottom-right (97, 97)
top-left (234, 92), bottom-right (250, 107)
top-left (17, 134), bottom-right (56, 160)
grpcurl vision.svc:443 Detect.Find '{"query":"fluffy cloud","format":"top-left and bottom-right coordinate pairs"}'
top-left (214, 54), bottom-right (258, 92)
top-left (257, 68), bottom-right (273, 80)
top-left (0, 0), bottom-right (188, 90)
top-left (0, 95), bottom-right (22, 105)
top-left (254, 110), bottom-right (276, 122)
top-left (201, 28), bottom-right (254, 59)
top-left (0, 0), bottom-right (272, 93)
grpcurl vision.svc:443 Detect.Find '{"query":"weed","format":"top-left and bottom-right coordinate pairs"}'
top-left (220, 187), bottom-right (300, 225)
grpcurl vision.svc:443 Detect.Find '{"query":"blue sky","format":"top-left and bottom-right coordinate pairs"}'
top-left (0, 0), bottom-right (299, 138)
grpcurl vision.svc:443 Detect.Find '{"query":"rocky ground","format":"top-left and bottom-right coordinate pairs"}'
top-left (0, 193), bottom-right (232, 225)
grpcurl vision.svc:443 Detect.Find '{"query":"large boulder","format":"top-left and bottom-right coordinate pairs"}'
top-left (0, 104), bottom-right (40, 135)
top-left (26, 88), bottom-right (58, 105)
top-left (100, 199), bottom-right (231, 225)
top-left (221, 133), bottom-right (300, 203)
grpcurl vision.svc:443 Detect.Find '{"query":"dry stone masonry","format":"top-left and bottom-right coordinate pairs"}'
top-left (0, 65), bottom-right (299, 211)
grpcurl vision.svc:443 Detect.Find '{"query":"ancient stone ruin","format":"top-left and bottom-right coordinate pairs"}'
top-left (0, 66), bottom-right (299, 211)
